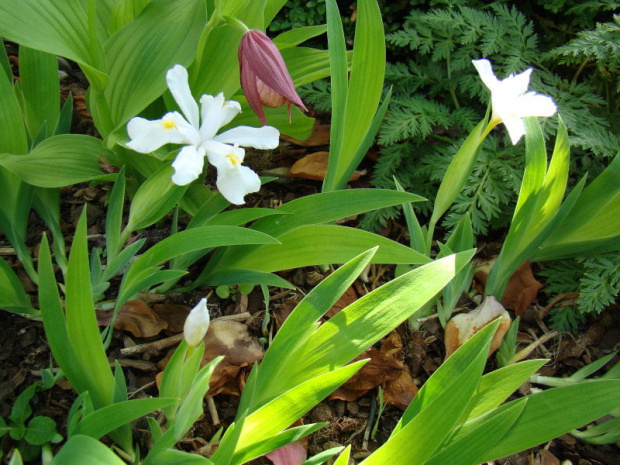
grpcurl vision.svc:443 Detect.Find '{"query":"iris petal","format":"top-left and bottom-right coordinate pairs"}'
top-left (214, 126), bottom-right (280, 150)
top-left (171, 145), bottom-right (206, 186)
top-left (166, 65), bottom-right (200, 128)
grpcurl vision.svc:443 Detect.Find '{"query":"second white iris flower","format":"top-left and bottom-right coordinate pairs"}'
top-left (126, 64), bottom-right (279, 205)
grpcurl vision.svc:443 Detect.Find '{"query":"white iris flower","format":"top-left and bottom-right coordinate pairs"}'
top-left (126, 64), bottom-right (279, 204)
top-left (472, 59), bottom-right (557, 144)
top-left (183, 298), bottom-right (210, 348)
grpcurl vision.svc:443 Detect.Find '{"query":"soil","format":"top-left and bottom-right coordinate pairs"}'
top-left (1, 44), bottom-right (619, 465)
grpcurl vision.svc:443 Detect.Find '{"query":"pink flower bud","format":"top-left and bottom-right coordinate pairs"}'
top-left (238, 29), bottom-right (307, 125)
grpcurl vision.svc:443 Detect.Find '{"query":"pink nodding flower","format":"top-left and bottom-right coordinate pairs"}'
top-left (238, 29), bottom-right (307, 125)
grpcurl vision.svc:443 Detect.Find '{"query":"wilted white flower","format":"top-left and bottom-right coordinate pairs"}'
top-left (183, 298), bottom-right (210, 347)
top-left (126, 64), bottom-right (280, 204)
top-left (472, 59), bottom-right (557, 144)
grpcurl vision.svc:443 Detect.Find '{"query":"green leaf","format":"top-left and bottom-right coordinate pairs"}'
top-left (50, 435), bottom-right (126, 465)
top-left (479, 379), bottom-right (620, 462)
top-left (239, 248), bottom-right (377, 413)
top-left (427, 118), bottom-right (487, 250)
top-left (425, 399), bottom-right (527, 465)
top-left (24, 416), bottom-right (58, 446)
top-left (273, 25), bottom-right (327, 49)
top-left (74, 398), bottom-right (176, 439)
top-left (65, 209), bottom-right (115, 409)
top-left (486, 117), bottom-right (570, 298)
top-left (533, 152), bottom-right (620, 260)
top-left (105, 167), bottom-right (127, 260)
top-left (124, 164), bottom-right (189, 233)
top-left (323, 0), bottom-right (386, 191)
top-left (10, 383), bottom-right (38, 424)
top-left (19, 46), bottom-right (59, 140)
top-left (0, 135), bottom-right (108, 187)
top-left (211, 224), bottom-right (429, 276)
top-left (361, 322), bottom-right (495, 464)
top-left (0, 256), bottom-right (33, 315)
top-left (0, 57), bottom-right (27, 154)
top-left (103, 0), bottom-right (207, 130)
top-left (232, 362), bottom-right (366, 463)
top-left (0, 1), bottom-right (107, 90)
top-left (267, 251), bottom-right (474, 401)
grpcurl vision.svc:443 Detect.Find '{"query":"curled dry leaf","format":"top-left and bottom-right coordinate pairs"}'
top-left (288, 151), bottom-right (363, 182)
top-left (330, 331), bottom-right (417, 408)
top-left (281, 122), bottom-right (330, 147)
top-left (474, 260), bottom-right (542, 316)
top-left (114, 300), bottom-right (168, 338)
top-left (202, 320), bottom-right (264, 396)
top-left (444, 295), bottom-right (511, 359)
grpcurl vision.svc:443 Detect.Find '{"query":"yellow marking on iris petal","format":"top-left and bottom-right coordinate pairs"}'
top-left (162, 117), bottom-right (177, 130)
top-left (226, 153), bottom-right (240, 166)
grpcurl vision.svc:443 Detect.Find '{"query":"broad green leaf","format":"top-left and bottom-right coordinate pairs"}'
top-left (234, 361), bottom-right (366, 457)
top-left (0, 1), bottom-right (108, 90)
top-left (427, 118), bottom-right (486, 250)
top-left (479, 379), bottom-right (620, 462)
top-left (0, 58), bottom-right (27, 154)
top-left (466, 359), bottom-right (547, 420)
top-left (38, 235), bottom-right (98, 400)
top-left (281, 47), bottom-right (334, 87)
top-left (211, 224), bottom-right (429, 277)
top-left (65, 209), bottom-right (115, 409)
top-left (425, 399), bottom-right (527, 465)
top-left (273, 25), bottom-right (327, 49)
top-left (124, 164), bottom-right (189, 233)
top-left (485, 118), bottom-right (570, 297)
top-left (24, 416), bottom-right (58, 446)
top-left (533, 152), bottom-right (620, 260)
top-left (0, 256), bottom-right (33, 315)
top-left (148, 448), bottom-right (215, 465)
top-left (233, 424), bottom-right (326, 465)
top-left (332, 446), bottom-right (351, 465)
top-left (103, 0), bottom-right (207, 129)
top-left (361, 321), bottom-right (493, 465)
top-left (50, 435), bottom-right (126, 465)
top-left (190, 1), bottom-right (265, 99)
top-left (205, 208), bottom-right (287, 227)
top-left (204, 269), bottom-right (293, 288)
top-left (74, 398), bottom-right (176, 439)
top-left (246, 248), bottom-right (377, 410)
top-left (272, 251), bottom-right (474, 397)
top-left (0, 135), bottom-right (108, 187)
top-left (251, 189), bottom-right (424, 237)
top-left (19, 46), bottom-right (60, 140)
top-left (323, 0), bottom-right (385, 191)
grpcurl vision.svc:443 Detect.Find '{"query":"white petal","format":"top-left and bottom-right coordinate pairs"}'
top-left (515, 92), bottom-right (557, 118)
top-left (502, 68), bottom-right (532, 97)
top-left (215, 125), bottom-right (280, 149)
top-left (166, 65), bottom-right (200, 129)
top-left (126, 112), bottom-right (195, 153)
top-left (199, 93), bottom-right (242, 140)
top-left (183, 298), bottom-right (210, 347)
top-left (472, 59), bottom-right (499, 91)
top-left (171, 145), bottom-right (206, 185)
top-left (503, 116), bottom-right (527, 145)
top-left (216, 164), bottom-right (261, 205)
top-left (204, 141), bottom-right (246, 167)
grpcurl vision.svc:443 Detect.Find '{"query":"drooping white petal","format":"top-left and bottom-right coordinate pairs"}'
top-left (215, 125), bottom-right (280, 149)
top-left (515, 92), bottom-right (557, 118)
top-left (171, 145), bottom-right (206, 186)
top-left (166, 65), bottom-right (200, 129)
top-left (502, 116), bottom-right (527, 145)
top-left (199, 93), bottom-right (242, 140)
top-left (183, 298), bottom-right (210, 347)
top-left (126, 112), bottom-right (196, 153)
top-left (215, 164), bottom-right (262, 205)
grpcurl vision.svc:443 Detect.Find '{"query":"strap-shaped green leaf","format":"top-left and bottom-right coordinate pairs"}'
top-left (479, 379), bottom-right (620, 462)
top-left (0, 135), bottom-right (108, 188)
top-left (50, 435), bottom-right (126, 465)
